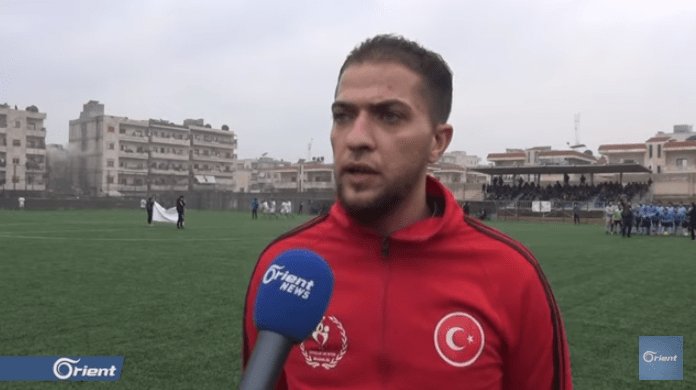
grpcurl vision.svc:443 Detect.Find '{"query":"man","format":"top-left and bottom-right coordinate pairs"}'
top-left (621, 202), bottom-right (633, 238)
top-left (688, 202), bottom-right (696, 240)
top-left (572, 202), bottom-right (580, 225)
top-left (604, 201), bottom-right (614, 234)
top-left (146, 197), bottom-right (154, 226)
top-left (612, 202), bottom-right (622, 235)
top-left (462, 201), bottom-right (470, 215)
top-left (18, 196), bottom-right (25, 210)
top-left (242, 35), bottom-right (573, 389)
top-left (176, 195), bottom-right (185, 229)
top-left (251, 198), bottom-right (259, 220)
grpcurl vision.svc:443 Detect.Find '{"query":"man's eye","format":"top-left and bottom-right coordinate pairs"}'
top-left (332, 111), bottom-right (351, 123)
top-left (379, 111), bottom-right (401, 123)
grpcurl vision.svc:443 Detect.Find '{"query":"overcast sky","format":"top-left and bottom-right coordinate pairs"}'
top-left (2, 0), bottom-right (695, 164)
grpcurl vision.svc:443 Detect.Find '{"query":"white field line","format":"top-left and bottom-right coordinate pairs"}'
top-left (0, 234), bottom-right (275, 242)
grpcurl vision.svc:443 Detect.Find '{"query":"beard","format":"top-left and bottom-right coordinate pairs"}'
top-left (336, 162), bottom-right (424, 227)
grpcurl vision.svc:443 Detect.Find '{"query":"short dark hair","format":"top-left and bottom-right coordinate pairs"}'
top-left (337, 34), bottom-right (453, 124)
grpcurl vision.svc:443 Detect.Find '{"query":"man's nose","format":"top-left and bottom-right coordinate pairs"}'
top-left (345, 111), bottom-right (374, 150)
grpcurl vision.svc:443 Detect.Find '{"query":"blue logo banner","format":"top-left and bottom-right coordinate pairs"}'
top-left (0, 356), bottom-right (124, 381)
top-left (639, 336), bottom-right (683, 380)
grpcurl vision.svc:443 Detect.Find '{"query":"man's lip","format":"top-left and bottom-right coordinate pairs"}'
top-left (342, 165), bottom-right (379, 175)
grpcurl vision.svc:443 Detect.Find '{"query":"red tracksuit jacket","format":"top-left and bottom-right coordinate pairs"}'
top-left (243, 177), bottom-right (573, 389)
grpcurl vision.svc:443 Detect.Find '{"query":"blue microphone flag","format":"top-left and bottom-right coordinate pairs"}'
top-left (253, 249), bottom-right (334, 343)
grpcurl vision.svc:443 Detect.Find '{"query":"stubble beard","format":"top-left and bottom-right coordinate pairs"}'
top-left (336, 164), bottom-right (423, 227)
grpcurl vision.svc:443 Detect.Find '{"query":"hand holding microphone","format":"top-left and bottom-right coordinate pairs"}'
top-left (239, 249), bottom-right (334, 390)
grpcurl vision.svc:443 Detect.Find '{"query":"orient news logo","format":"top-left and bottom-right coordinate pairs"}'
top-left (53, 358), bottom-right (118, 380)
top-left (262, 265), bottom-right (316, 300)
top-left (639, 336), bottom-right (683, 381)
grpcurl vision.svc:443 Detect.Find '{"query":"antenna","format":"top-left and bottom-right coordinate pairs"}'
top-left (307, 138), bottom-right (313, 161)
top-left (569, 113), bottom-right (586, 149)
top-left (574, 112), bottom-right (580, 146)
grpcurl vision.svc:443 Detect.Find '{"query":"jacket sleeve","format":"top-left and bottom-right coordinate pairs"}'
top-left (241, 251), bottom-right (289, 390)
top-left (503, 260), bottom-right (573, 390)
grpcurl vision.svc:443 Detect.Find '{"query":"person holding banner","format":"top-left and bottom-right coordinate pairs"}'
top-left (146, 197), bottom-right (154, 226)
top-left (176, 195), bottom-right (186, 229)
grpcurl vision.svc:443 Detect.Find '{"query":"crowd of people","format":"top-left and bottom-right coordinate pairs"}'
top-left (484, 174), bottom-right (651, 204)
top-left (604, 199), bottom-right (696, 240)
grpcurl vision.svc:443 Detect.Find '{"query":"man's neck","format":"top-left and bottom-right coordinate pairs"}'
top-left (372, 177), bottom-right (432, 236)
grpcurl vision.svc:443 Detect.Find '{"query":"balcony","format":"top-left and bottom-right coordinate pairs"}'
top-left (150, 152), bottom-right (189, 161)
top-left (150, 136), bottom-right (190, 146)
top-left (26, 163), bottom-right (46, 172)
top-left (192, 137), bottom-right (237, 149)
top-left (191, 153), bottom-right (233, 163)
top-left (119, 133), bottom-right (149, 143)
top-left (150, 168), bottom-right (189, 176)
top-left (119, 150), bottom-right (149, 159)
top-left (26, 128), bottom-right (47, 138)
top-left (26, 147), bottom-right (46, 155)
top-left (118, 165), bottom-right (148, 173)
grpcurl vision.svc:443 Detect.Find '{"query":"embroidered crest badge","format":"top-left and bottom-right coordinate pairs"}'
top-left (300, 316), bottom-right (348, 369)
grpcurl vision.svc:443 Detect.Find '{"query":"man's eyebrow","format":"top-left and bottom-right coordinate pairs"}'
top-left (331, 99), bottom-right (410, 110)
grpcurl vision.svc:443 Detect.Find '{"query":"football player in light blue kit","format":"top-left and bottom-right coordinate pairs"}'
top-left (676, 204), bottom-right (688, 236)
top-left (660, 204), bottom-right (674, 235)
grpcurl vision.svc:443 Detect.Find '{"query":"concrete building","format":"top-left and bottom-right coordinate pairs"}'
top-left (46, 144), bottom-right (71, 195)
top-left (439, 151), bottom-right (481, 167)
top-left (0, 103), bottom-right (47, 195)
top-left (68, 101), bottom-right (237, 197)
top-left (598, 125), bottom-right (696, 200)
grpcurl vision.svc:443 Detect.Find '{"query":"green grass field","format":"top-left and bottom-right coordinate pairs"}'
top-left (0, 210), bottom-right (693, 389)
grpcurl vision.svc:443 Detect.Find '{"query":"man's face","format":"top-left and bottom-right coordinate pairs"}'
top-left (331, 62), bottom-right (437, 224)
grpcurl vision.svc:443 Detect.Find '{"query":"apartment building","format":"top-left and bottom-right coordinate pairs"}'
top-left (69, 101), bottom-right (237, 197)
top-left (598, 125), bottom-right (696, 199)
top-left (0, 104), bottom-right (47, 195)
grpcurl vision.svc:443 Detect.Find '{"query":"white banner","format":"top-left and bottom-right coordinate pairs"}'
top-left (532, 201), bottom-right (552, 213)
top-left (152, 202), bottom-right (178, 224)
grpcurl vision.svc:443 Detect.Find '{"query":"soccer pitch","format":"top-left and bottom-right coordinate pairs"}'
top-left (0, 210), bottom-right (693, 389)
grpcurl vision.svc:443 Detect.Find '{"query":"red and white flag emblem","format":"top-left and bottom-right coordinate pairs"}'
top-left (434, 312), bottom-right (485, 367)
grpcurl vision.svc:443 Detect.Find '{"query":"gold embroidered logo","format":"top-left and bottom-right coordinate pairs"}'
top-left (300, 316), bottom-right (347, 369)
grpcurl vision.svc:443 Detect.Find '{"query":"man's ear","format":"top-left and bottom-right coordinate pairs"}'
top-left (428, 124), bottom-right (453, 163)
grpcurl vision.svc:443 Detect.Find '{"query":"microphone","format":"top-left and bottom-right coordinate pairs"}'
top-left (238, 249), bottom-right (334, 390)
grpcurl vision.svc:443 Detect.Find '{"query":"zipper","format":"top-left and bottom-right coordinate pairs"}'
top-left (380, 235), bottom-right (390, 389)
top-left (381, 235), bottom-right (390, 257)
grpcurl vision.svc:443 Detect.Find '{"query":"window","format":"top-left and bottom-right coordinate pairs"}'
top-left (13, 158), bottom-right (20, 164)
top-left (121, 178), bottom-right (127, 185)
top-left (0, 114), bottom-right (6, 127)
top-left (107, 176), bottom-right (114, 184)
top-left (13, 139), bottom-right (20, 146)
top-left (109, 143), bottom-right (115, 150)
top-left (15, 121), bottom-right (21, 128)
top-left (108, 126), bottom-right (115, 133)
top-left (119, 127), bottom-right (126, 134)
top-left (657, 166), bottom-right (661, 173)
top-left (657, 145), bottom-right (661, 158)
top-left (676, 158), bottom-right (688, 170)
top-left (649, 145), bottom-right (653, 158)
top-left (107, 160), bottom-right (114, 167)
